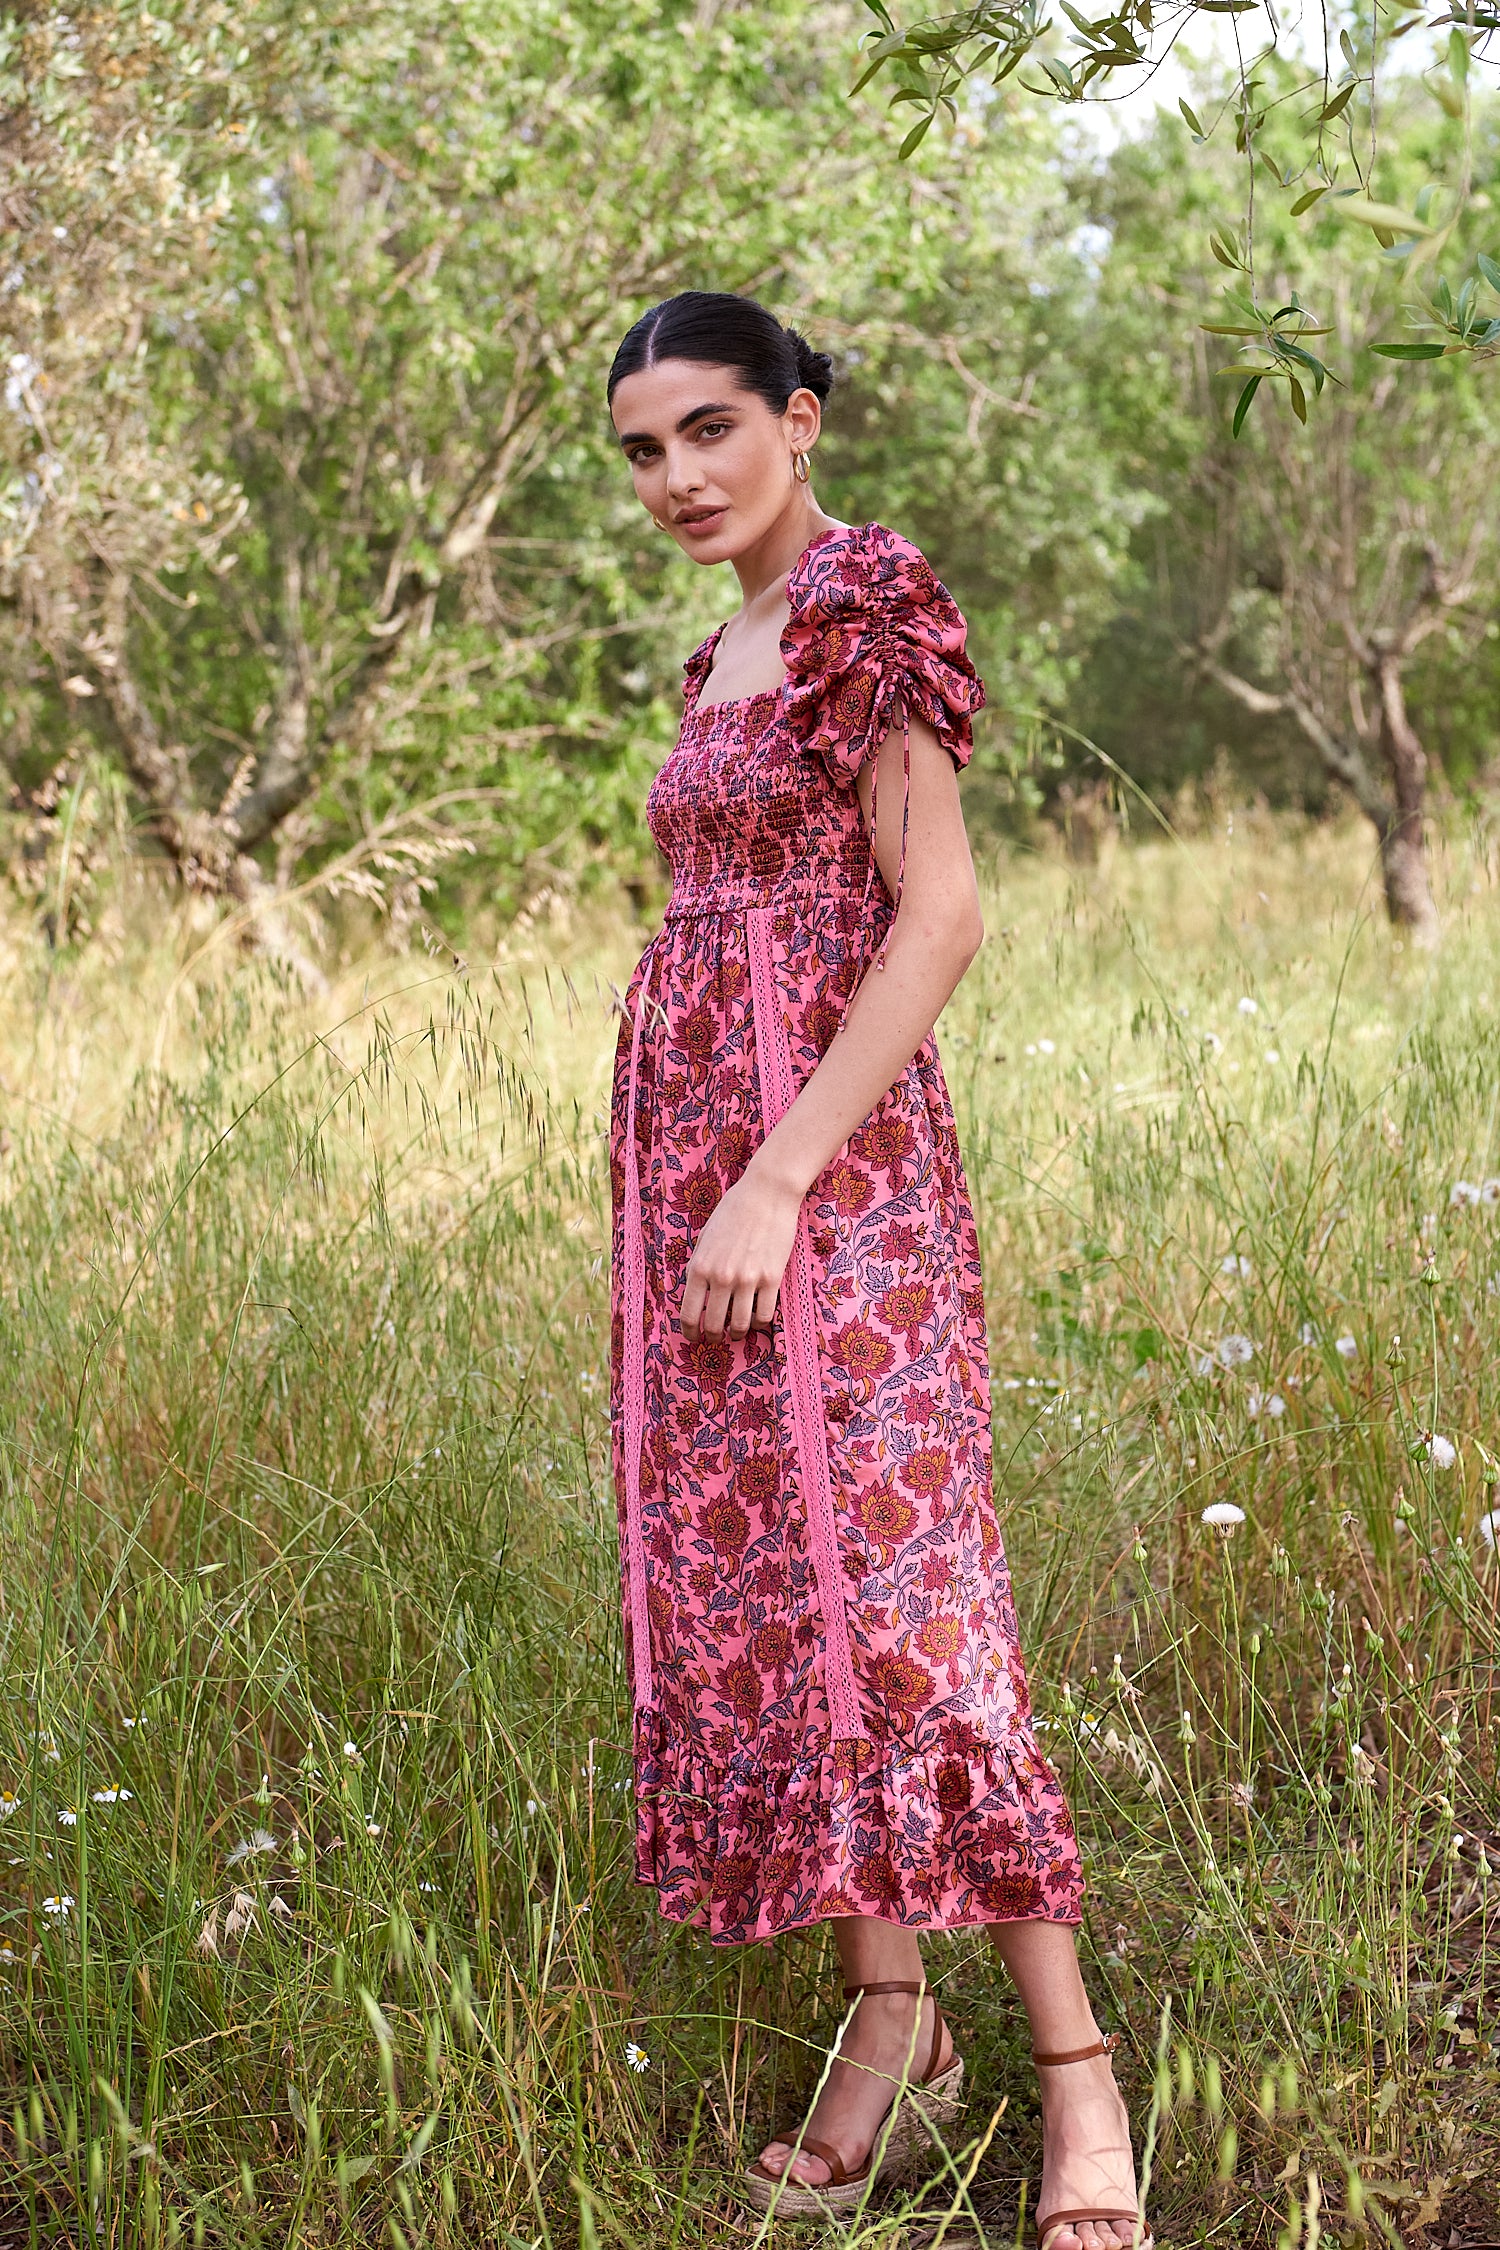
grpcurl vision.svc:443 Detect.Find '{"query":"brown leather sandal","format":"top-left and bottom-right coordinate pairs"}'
top-left (1032, 2035), bottom-right (1153, 2250)
top-left (741, 1978), bottom-right (966, 2217)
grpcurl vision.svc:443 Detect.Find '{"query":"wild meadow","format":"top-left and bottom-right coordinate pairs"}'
top-left (1, 808), bottom-right (1497, 2248)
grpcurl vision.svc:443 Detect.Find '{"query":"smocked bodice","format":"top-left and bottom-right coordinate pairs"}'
top-left (647, 691), bottom-right (870, 921)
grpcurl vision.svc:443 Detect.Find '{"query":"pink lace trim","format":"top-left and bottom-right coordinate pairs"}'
top-left (621, 948), bottom-right (658, 1708)
top-left (745, 905), bottom-right (866, 1743)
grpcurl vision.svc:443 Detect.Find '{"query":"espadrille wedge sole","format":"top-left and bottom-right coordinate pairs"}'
top-left (741, 1981), bottom-right (966, 2220)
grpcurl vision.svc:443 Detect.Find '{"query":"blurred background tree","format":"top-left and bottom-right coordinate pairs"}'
top-left (1, 0), bottom-right (1497, 948)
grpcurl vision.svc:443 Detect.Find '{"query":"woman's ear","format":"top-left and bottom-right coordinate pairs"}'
top-left (784, 387), bottom-right (822, 454)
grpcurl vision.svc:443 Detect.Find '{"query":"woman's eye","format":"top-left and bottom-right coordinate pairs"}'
top-left (698, 421), bottom-right (730, 439)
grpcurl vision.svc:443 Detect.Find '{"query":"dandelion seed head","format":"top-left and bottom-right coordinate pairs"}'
top-left (1482, 1179), bottom-right (1500, 1207)
top-left (1221, 1253), bottom-right (1252, 1279)
top-left (1424, 1434), bottom-right (1458, 1471)
top-left (1450, 1181), bottom-right (1482, 1209)
top-left (226, 1829), bottom-right (276, 1865)
top-left (1217, 1334), bottom-right (1255, 1368)
top-left (1264, 1049), bottom-right (1280, 1065)
top-left (1335, 1333), bottom-right (1358, 1359)
top-left (1237, 996), bottom-right (1258, 1015)
top-left (1201, 1502), bottom-right (1247, 1532)
top-left (1037, 1037), bottom-right (1056, 1055)
top-left (1479, 1510), bottom-right (1500, 1549)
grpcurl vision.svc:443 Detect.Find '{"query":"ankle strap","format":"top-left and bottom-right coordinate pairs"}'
top-left (844, 1981), bottom-right (944, 2082)
top-left (1033, 2034), bottom-right (1119, 2066)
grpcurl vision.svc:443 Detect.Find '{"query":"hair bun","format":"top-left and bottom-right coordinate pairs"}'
top-left (787, 327), bottom-right (835, 403)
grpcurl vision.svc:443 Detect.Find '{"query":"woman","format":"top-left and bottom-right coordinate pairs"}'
top-left (607, 292), bottom-right (1148, 2247)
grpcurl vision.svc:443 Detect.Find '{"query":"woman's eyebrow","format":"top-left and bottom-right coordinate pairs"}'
top-left (617, 402), bottom-right (737, 448)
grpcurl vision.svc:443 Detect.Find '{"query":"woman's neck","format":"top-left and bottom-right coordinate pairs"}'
top-left (730, 496), bottom-right (843, 610)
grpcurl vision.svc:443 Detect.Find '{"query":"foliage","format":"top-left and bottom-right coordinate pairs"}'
top-left (0, 0), bottom-right (1146, 922)
top-left (1, 823), bottom-right (1497, 2243)
top-left (855, 0), bottom-right (1500, 414)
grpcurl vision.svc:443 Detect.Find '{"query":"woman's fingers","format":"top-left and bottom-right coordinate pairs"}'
top-left (681, 1264), bottom-right (779, 1344)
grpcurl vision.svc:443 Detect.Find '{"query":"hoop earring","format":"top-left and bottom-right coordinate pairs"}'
top-left (793, 451), bottom-right (812, 484)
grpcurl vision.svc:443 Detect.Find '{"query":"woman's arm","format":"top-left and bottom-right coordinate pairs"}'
top-left (679, 713), bottom-right (984, 1345)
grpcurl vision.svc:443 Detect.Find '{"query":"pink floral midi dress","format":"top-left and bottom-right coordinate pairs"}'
top-left (610, 522), bottom-right (1083, 1946)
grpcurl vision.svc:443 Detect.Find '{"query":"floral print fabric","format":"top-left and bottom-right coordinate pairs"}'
top-left (609, 522), bottom-right (1083, 1945)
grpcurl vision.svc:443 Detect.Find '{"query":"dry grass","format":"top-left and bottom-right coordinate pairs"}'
top-left (0, 808), bottom-right (1497, 2248)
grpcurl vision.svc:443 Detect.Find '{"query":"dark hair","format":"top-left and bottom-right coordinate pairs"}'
top-left (606, 291), bottom-right (834, 412)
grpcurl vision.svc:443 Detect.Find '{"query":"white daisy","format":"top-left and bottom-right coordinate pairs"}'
top-left (41, 1894), bottom-right (74, 1918)
top-left (0, 1790), bottom-right (20, 1819)
top-left (57, 1808), bottom-right (77, 1828)
top-left (90, 1786), bottom-right (132, 1805)
top-left (624, 2042), bottom-right (650, 2073)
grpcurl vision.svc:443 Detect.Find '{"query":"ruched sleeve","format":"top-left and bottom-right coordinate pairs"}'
top-left (780, 523), bottom-right (985, 786)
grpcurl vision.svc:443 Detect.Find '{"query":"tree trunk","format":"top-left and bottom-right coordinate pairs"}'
top-left (1370, 647), bottom-right (1440, 946)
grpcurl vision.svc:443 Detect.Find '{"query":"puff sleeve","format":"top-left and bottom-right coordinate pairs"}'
top-left (780, 523), bottom-right (985, 786)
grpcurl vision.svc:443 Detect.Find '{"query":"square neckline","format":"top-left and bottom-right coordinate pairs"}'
top-left (688, 523), bottom-right (850, 717)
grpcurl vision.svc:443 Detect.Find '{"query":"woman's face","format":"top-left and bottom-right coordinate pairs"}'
top-left (610, 359), bottom-right (821, 566)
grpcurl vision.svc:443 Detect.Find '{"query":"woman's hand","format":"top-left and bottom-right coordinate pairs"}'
top-left (679, 1159), bottom-right (803, 1346)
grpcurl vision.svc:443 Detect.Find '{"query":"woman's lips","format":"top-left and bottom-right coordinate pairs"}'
top-left (676, 508), bottom-right (727, 538)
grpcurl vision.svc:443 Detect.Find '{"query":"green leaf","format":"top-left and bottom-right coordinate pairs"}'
top-left (1200, 321), bottom-right (1263, 334)
top-left (1369, 341), bottom-right (1448, 358)
top-left (1477, 252), bottom-right (1500, 293)
top-left (1209, 233), bottom-right (1241, 270)
top-left (1288, 375), bottom-right (1307, 423)
top-left (898, 111), bottom-right (935, 158)
top-left (1448, 26), bottom-right (1470, 84)
top-left (1231, 373), bottom-right (1262, 438)
top-left (1339, 27), bottom-right (1358, 67)
top-left (1318, 80), bottom-right (1357, 123)
top-left (1178, 97), bottom-right (1205, 137)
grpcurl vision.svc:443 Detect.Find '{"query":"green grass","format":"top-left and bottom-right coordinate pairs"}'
top-left (1, 808), bottom-right (1497, 2247)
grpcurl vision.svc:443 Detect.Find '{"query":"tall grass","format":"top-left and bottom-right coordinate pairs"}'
top-left (1, 810), bottom-right (1496, 2247)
